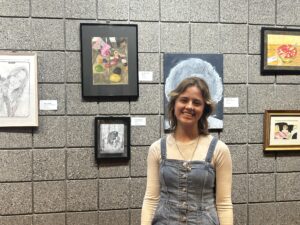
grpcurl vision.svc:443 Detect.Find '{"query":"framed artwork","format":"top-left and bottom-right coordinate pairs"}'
top-left (0, 52), bottom-right (38, 127)
top-left (264, 110), bottom-right (300, 151)
top-left (163, 53), bottom-right (224, 131)
top-left (80, 23), bottom-right (138, 99)
top-left (95, 117), bottom-right (130, 161)
top-left (261, 27), bottom-right (300, 74)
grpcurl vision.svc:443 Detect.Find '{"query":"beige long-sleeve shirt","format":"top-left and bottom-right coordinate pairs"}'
top-left (141, 134), bottom-right (233, 225)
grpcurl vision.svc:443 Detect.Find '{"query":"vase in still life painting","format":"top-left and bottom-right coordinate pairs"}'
top-left (91, 36), bottom-right (128, 85)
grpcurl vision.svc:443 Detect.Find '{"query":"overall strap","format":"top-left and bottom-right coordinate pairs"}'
top-left (160, 136), bottom-right (167, 160)
top-left (205, 137), bottom-right (218, 163)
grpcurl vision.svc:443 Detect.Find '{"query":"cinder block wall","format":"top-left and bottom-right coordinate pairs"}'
top-left (1, 0), bottom-right (300, 225)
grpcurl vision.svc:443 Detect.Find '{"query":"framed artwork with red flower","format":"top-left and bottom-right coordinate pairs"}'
top-left (80, 24), bottom-right (138, 100)
top-left (261, 27), bottom-right (300, 75)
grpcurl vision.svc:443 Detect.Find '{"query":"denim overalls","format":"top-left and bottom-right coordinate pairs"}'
top-left (151, 136), bottom-right (220, 225)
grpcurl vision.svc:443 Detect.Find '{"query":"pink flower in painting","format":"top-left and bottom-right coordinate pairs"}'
top-left (100, 43), bottom-right (111, 57)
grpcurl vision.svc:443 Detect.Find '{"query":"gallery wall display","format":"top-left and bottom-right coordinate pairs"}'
top-left (0, 52), bottom-right (38, 127)
top-left (163, 53), bottom-right (224, 131)
top-left (95, 117), bottom-right (130, 161)
top-left (80, 23), bottom-right (138, 99)
top-left (261, 27), bottom-right (300, 74)
top-left (264, 110), bottom-right (300, 151)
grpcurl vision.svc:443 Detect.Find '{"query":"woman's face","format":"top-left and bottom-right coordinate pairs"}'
top-left (174, 85), bottom-right (205, 129)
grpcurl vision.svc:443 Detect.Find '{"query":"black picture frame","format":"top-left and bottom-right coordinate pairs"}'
top-left (261, 27), bottom-right (300, 75)
top-left (80, 24), bottom-right (138, 100)
top-left (95, 117), bottom-right (130, 162)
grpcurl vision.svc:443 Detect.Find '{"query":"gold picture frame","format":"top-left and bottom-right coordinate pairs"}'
top-left (264, 110), bottom-right (300, 151)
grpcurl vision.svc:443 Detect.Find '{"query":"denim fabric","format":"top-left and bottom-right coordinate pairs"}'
top-left (152, 137), bottom-right (220, 225)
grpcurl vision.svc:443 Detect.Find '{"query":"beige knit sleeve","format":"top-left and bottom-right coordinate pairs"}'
top-left (141, 141), bottom-right (161, 225)
top-left (213, 141), bottom-right (233, 225)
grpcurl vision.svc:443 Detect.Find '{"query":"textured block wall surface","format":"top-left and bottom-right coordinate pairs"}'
top-left (1, 0), bottom-right (300, 224)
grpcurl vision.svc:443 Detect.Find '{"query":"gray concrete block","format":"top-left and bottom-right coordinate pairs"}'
top-left (66, 20), bottom-right (82, 51)
top-left (66, 84), bottom-right (98, 115)
top-left (0, 215), bottom-right (32, 225)
top-left (0, 0), bottom-right (29, 17)
top-left (0, 183), bottom-right (32, 215)
top-left (0, 128), bottom-right (32, 149)
top-left (248, 85), bottom-right (275, 113)
top-left (248, 203), bottom-right (277, 225)
top-left (0, 150), bottom-right (31, 182)
top-left (131, 115), bottom-right (161, 145)
top-left (66, 0), bottom-right (96, 19)
top-left (37, 51), bottom-right (65, 83)
top-left (0, 18), bottom-right (31, 50)
top-left (67, 180), bottom-right (98, 211)
top-left (223, 54), bottom-right (248, 83)
top-left (98, 0), bottom-right (129, 20)
top-left (31, 19), bottom-right (64, 50)
top-left (160, 23), bottom-right (190, 53)
top-left (248, 25), bottom-right (262, 54)
top-left (248, 114), bottom-right (264, 143)
top-left (67, 148), bottom-right (98, 179)
top-left (276, 172), bottom-right (300, 201)
top-left (66, 212), bottom-right (98, 225)
top-left (220, 0), bottom-right (248, 23)
top-left (274, 85), bottom-right (300, 110)
top-left (220, 24), bottom-right (247, 53)
top-left (228, 145), bottom-right (247, 174)
top-left (277, 0), bottom-right (300, 25)
top-left (130, 0), bottom-right (159, 21)
top-left (248, 55), bottom-right (275, 83)
top-left (249, 0), bottom-right (275, 25)
top-left (99, 210), bottom-right (129, 225)
top-left (138, 53), bottom-right (160, 83)
top-left (277, 74), bottom-right (300, 84)
top-left (99, 162), bottom-right (129, 178)
top-left (190, 0), bottom-right (219, 22)
top-left (33, 149), bottom-right (65, 181)
top-left (98, 101), bottom-right (130, 114)
top-left (191, 23), bottom-right (219, 53)
top-left (277, 152), bottom-right (300, 172)
top-left (130, 84), bottom-right (160, 114)
top-left (232, 174), bottom-right (248, 203)
top-left (130, 178), bottom-right (146, 208)
top-left (130, 146), bottom-right (148, 177)
top-left (249, 174), bottom-right (275, 202)
top-left (220, 115), bottom-right (248, 144)
top-left (33, 181), bottom-right (65, 213)
top-left (276, 201), bottom-right (300, 225)
top-left (66, 52), bottom-right (81, 83)
top-left (130, 209), bottom-right (142, 225)
top-left (224, 85), bottom-right (247, 114)
top-left (99, 178), bottom-right (129, 209)
top-left (137, 22), bottom-right (159, 52)
top-left (248, 144), bottom-right (275, 173)
top-left (160, 0), bottom-right (189, 22)
top-left (33, 213), bottom-right (65, 225)
top-left (33, 116), bottom-right (66, 148)
top-left (39, 84), bottom-right (65, 115)
top-left (233, 204), bottom-right (247, 225)
top-left (66, 116), bottom-right (94, 147)
top-left (31, 0), bottom-right (64, 18)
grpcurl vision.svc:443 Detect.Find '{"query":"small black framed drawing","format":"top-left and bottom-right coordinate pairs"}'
top-left (95, 117), bottom-right (130, 161)
top-left (261, 27), bottom-right (300, 74)
top-left (80, 23), bottom-right (138, 100)
top-left (0, 52), bottom-right (38, 127)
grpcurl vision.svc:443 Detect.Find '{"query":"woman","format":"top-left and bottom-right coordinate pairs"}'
top-left (141, 77), bottom-right (233, 225)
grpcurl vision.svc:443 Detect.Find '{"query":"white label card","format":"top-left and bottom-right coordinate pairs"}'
top-left (224, 97), bottom-right (239, 108)
top-left (131, 117), bottom-right (146, 126)
top-left (40, 100), bottom-right (58, 111)
top-left (139, 71), bottom-right (153, 81)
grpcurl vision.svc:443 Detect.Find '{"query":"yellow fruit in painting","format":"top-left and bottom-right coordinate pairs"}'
top-left (109, 73), bottom-right (121, 83)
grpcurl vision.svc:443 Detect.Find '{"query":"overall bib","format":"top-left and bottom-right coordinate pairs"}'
top-left (152, 137), bottom-right (220, 225)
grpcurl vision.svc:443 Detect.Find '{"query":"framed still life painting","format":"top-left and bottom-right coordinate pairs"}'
top-left (0, 52), bottom-right (38, 127)
top-left (80, 24), bottom-right (138, 100)
top-left (163, 53), bottom-right (224, 131)
top-left (264, 110), bottom-right (300, 151)
top-left (261, 27), bottom-right (300, 74)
